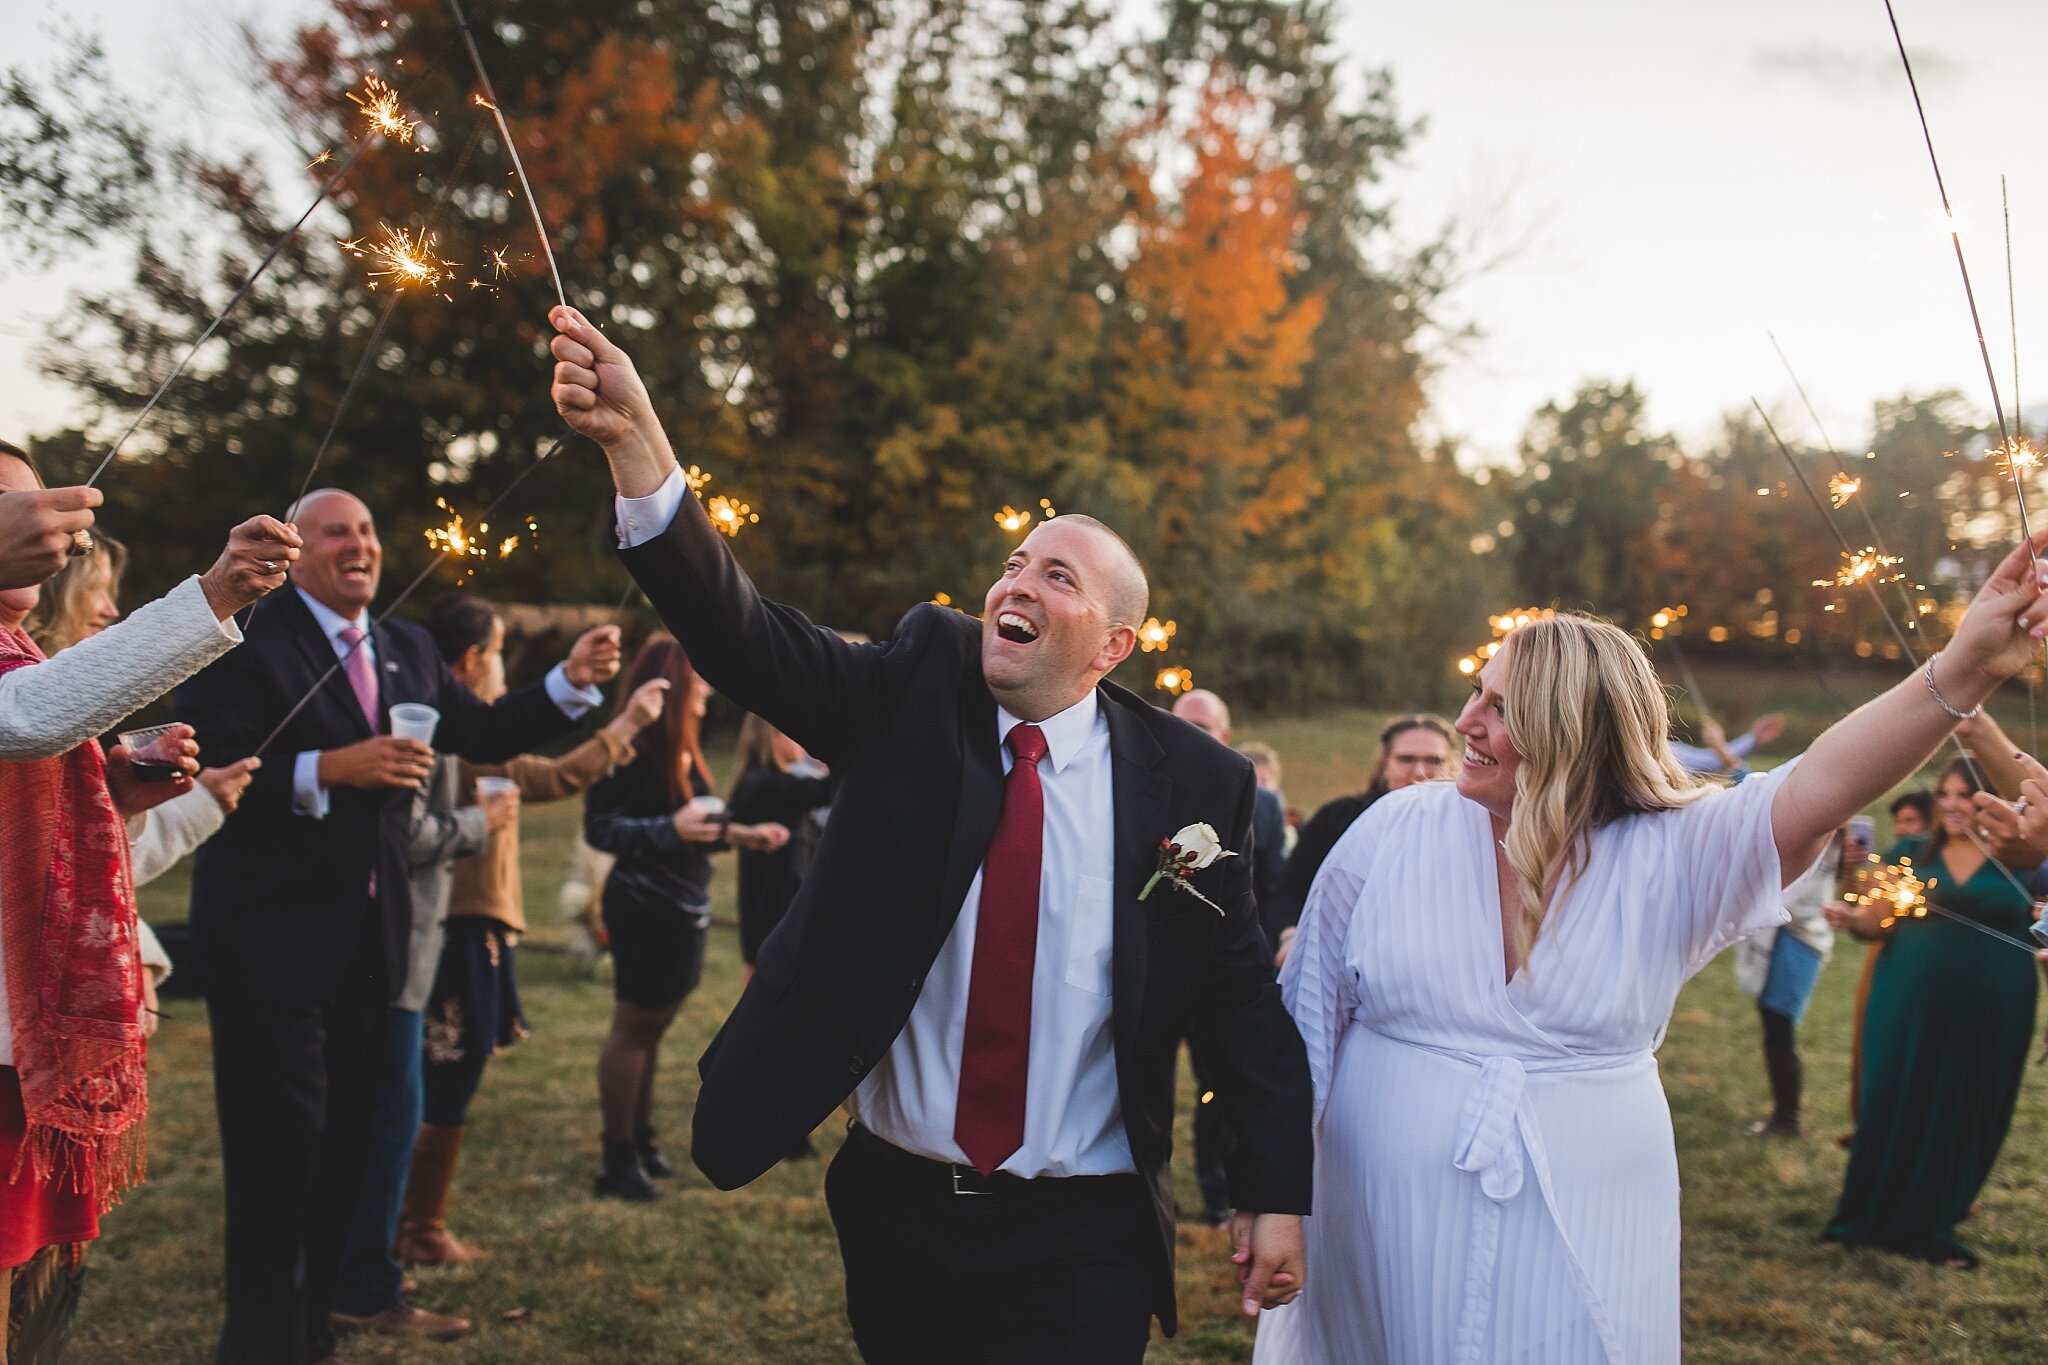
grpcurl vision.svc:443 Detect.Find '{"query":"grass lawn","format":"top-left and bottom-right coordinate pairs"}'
top-left (67, 692), bottom-right (2048, 1363)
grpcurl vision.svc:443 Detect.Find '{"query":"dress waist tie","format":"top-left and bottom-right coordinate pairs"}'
top-left (1422, 1042), bottom-right (1645, 1365)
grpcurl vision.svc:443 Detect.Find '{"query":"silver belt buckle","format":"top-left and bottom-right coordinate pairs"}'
top-left (950, 1163), bottom-right (992, 1196)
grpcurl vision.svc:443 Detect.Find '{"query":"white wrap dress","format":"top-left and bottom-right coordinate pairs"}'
top-left (1253, 765), bottom-right (1795, 1365)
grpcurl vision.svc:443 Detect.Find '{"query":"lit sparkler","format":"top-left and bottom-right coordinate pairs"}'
top-left (706, 495), bottom-right (758, 537)
top-left (347, 75), bottom-right (420, 144)
top-left (1457, 607), bottom-right (1553, 676)
top-left (1648, 604), bottom-right (1689, 640)
top-left (307, 149), bottom-right (334, 170)
top-left (1156, 666), bottom-right (1195, 695)
top-left (994, 505), bottom-right (1032, 534)
top-left (1828, 473), bottom-right (1862, 508)
top-left (425, 498), bottom-right (491, 563)
top-left (338, 224), bottom-right (457, 295)
top-left (1990, 435), bottom-right (2042, 477)
top-left (1845, 857), bottom-right (1928, 929)
top-left (1138, 617), bottom-right (1177, 653)
top-left (1814, 548), bottom-right (1906, 591)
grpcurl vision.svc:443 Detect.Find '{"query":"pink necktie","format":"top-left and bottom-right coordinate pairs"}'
top-left (953, 722), bottom-right (1048, 1175)
top-left (337, 624), bottom-right (378, 729)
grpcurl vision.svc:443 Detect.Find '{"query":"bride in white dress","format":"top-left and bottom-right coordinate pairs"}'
top-left (1253, 535), bottom-right (2048, 1365)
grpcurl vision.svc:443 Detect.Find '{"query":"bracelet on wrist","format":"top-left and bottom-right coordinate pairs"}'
top-left (1923, 650), bottom-right (1982, 722)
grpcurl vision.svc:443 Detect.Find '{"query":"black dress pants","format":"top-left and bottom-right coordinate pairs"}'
top-left (825, 1126), bottom-right (1157, 1365)
top-left (207, 939), bottom-right (389, 1365)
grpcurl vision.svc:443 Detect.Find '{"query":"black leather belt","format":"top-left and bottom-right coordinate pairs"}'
top-left (843, 1123), bottom-right (1137, 1199)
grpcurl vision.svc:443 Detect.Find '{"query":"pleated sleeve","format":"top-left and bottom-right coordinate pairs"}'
top-left (1278, 819), bottom-right (1371, 1131)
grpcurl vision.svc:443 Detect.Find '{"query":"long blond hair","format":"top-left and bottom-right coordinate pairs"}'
top-left (1498, 614), bottom-right (1711, 957)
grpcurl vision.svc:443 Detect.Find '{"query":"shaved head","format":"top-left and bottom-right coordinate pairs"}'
top-left (1049, 514), bottom-right (1149, 627)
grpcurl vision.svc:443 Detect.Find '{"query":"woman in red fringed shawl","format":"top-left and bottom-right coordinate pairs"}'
top-left (0, 448), bottom-right (200, 1356)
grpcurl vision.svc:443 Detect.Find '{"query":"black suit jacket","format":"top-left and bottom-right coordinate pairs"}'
top-left (622, 491), bottom-right (1314, 1333)
top-left (177, 588), bottom-right (575, 1007)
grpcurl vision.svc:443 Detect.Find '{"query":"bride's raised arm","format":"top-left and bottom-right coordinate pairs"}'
top-left (1771, 527), bottom-right (2048, 882)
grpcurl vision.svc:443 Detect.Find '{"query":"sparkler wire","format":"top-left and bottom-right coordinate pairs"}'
top-left (81, 13), bottom-right (498, 490)
top-left (2002, 177), bottom-right (2038, 756)
top-left (1756, 398), bottom-right (2038, 904)
top-left (1882, 0), bottom-right (2032, 555)
top-left (1766, 334), bottom-right (1927, 634)
top-left (287, 114), bottom-right (492, 519)
top-left (254, 430), bottom-right (572, 758)
top-left (82, 136), bottom-right (380, 489)
top-left (445, 0), bottom-right (566, 308)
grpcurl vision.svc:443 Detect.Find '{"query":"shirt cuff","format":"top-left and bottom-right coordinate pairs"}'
top-left (545, 663), bottom-right (604, 718)
top-left (293, 750), bottom-right (331, 819)
top-left (615, 467), bottom-right (688, 549)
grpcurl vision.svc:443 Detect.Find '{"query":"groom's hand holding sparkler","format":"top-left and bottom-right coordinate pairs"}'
top-left (548, 307), bottom-right (678, 498)
top-left (0, 484), bottom-right (102, 590)
top-left (197, 515), bottom-right (303, 620)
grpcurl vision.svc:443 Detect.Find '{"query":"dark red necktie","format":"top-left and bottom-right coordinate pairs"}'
top-left (954, 722), bottom-right (1049, 1174)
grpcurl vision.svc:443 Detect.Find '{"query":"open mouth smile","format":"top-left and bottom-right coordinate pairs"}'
top-left (996, 611), bottom-right (1039, 645)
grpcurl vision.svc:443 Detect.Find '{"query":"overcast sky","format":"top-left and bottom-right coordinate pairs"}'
top-left (6, 0), bottom-right (2047, 465)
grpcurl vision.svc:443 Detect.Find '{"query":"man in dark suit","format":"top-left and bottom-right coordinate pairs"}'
top-left (549, 307), bottom-right (1312, 1363)
top-left (178, 488), bottom-right (619, 1365)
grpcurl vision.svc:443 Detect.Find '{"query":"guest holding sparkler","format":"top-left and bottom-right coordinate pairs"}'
top-left (585, 634), bottom-right (789, 1201)
top-left (1268, 713), bottom-right (1454, 966)
top-left (393, 594), bottom-right (668, 1264)
top-left (1823, 757), bottom-right (2038, 1268)
top-left (176, 487), bottom-right (615, 1365)
top-left (1256, 529), bottom-right (2048, 1365)
top-left (1836, 791), bottom-right (1933, 1149)
top-left (0, 443), bottom-right (297, 1361)
top-left (0, 440), bottom-right (298, 763)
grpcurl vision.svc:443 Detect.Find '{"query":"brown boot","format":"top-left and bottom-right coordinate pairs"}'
top-left (394, 1124), bottom-right (483, 1265)
top-left (329, 1304), bottom-right (472, 1341)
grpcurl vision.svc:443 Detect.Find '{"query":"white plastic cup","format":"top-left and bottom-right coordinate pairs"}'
top-left (388, 703), bottom-right (441, 746)
top-left (475, 776), bottom-right (518, 799)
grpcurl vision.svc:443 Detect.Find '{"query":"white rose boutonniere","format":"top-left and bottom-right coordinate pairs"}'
top-left (1138, 822), bottom-right (1237, 914)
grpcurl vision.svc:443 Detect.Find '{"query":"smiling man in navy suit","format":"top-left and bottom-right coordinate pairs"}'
top-left (548, 306), bottom-right (1313, 1364)
top-left (178, 487), bottom-right (620, 1365)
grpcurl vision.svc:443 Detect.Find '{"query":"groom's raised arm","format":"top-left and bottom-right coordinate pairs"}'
top-left (550, 306), bottom-right (913, 763)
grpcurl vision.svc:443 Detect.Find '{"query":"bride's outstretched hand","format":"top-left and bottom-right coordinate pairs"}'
top-left (549, 306), bottom-right (653, 449)
top-left (1946, 526), bottom-right (2048, 684)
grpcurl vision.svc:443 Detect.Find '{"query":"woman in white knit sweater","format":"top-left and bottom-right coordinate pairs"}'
top-left (0, 436), bottom-right (298, 1362)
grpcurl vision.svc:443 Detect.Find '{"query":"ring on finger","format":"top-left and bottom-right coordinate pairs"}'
top-left (2019, 798), bottom-right (2032, 818)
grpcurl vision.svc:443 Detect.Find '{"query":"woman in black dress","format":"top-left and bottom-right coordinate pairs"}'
top-left (586, 635), bottom-right (788, 1200)
top-left (729, 713), bottom-right (833, 974)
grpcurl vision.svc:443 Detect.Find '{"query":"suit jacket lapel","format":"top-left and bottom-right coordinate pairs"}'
top-left (1102, 687), bottom-right (1172, 1068)
top-left (934, 676), bottom-right (1003, 953)
top-left (275, 589), bottom-right (374, 740)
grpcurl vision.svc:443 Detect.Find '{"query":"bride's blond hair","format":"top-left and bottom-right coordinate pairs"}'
top-left (1498, 613), bottom-right (1712, 959)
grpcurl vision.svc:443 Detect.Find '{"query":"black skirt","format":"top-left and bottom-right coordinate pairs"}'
top-left (602, 880), bottom-right (710, 1010)
top-left (424, 918), bottom-right (528, 1067)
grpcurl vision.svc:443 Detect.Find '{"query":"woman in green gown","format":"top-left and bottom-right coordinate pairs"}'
top-left (1823, 757), bottom-right (2038, 1268)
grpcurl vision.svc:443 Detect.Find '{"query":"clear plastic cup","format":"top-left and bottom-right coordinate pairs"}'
top-left (388, 703), bottom-right (441, 746)
top-left (475, 775), bottom-right (518, 799)
top-left (117, 723), bottom-right (189, 783)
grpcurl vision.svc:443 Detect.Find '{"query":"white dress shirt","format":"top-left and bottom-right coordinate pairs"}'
top-left (618, 470), bottom-right (1134, 1176)
top-left (845, 692), bottom-right (1134, 1177)
top-left (291, 588), bottom-right (601, 818)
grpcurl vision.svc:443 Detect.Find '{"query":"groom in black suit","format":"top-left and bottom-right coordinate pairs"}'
top-left (550, 307), bottom-right (1313, 1362)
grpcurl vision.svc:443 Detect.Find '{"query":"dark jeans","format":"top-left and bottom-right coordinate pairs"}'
top-left (207, 977), bottom-right (388, 1365)
top-left (825, 1127), bottom-right (1154, 1365)
top-left (333, 1008), bottom-right (424, 1316)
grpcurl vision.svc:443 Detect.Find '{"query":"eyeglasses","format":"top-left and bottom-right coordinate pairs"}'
top-left (1390, 754), bottom-right (1448, 770)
